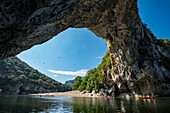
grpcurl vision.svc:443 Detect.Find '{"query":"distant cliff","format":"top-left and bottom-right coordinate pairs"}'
top-left (65, 79), bottom-right (75, 87)
top-left (0, 57), bottom-right (71, 95)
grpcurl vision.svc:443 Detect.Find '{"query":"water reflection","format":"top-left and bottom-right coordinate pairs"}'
top-left (72, 97), bottom-right (117, 113)
top-left (0, 95), bottom-right (170, 113)
top-left (0, 95), bottom-right (56, 113)
top-left (71, 97), bottom-right (170, 113)
top-left (0, 95), bottom-right (73, 113)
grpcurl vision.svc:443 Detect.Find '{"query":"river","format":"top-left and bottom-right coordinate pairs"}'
top-left (0, 95), bottom-right (170, 113)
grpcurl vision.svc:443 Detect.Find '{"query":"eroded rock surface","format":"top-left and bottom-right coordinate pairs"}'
top-left (0, 0), bottom-right (170, 96)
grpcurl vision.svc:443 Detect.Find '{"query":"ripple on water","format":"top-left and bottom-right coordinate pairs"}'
top-left (0, 96), bottom-right (170, 113)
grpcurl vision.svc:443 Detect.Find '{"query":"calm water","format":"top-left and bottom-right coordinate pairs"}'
top-left (0, 95), bottom-right (170, 113)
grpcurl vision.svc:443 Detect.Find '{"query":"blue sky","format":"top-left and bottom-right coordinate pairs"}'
top-left (138, 0), bottom-right (170, 38)
top-left (17, 0), bottom-right (170, 83)
top-left (17, 28), bottom-right (107, 83)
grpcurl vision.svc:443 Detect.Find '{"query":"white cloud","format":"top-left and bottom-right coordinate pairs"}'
top-left (96, 56), bottom-right (103, 59)
top-left (48, 69), bottom-right (88, 77)
top-left (53, 75), bottom-right (59, 77)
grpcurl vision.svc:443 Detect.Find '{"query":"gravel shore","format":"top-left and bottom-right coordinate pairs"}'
top-left (30, 91), bottom-right (101, 97)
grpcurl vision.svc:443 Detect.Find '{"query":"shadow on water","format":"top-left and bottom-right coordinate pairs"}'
top-left (0, 95), bottom-right (73, 113)
top-left (72, 97), bottom-right (170, 113)
top-left (0, 95), bottom-right (170, 113)
top-left (0, 95), bottom-right (55, 113)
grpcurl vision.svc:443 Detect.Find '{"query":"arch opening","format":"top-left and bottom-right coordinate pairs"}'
top-left (17, 28), bottom-right (108, 83)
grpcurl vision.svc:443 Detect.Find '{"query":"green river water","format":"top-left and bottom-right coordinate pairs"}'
top-left (0, 95), bottom-right (170, 113)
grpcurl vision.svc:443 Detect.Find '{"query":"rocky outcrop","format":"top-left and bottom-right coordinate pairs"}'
top-left (65, 79), bottom-right (75, 87)
top-left (0, 57), bottom-right (70, 95)
top-left (0, 0), bottom-right (170, 96)
top-left (100, 41), bottom-right (170, 96)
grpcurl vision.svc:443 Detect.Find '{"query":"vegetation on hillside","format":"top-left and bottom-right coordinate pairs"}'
top-left (157, 39), bottom-right (170, 52)
top-left (0, 57), bottom-right (71, 94)
top-left (73, 52), bottom-right (111, 92)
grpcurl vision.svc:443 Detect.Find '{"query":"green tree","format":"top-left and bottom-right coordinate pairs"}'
top-left (78, 77), bottom-right (88, 91)
top-left (73, 76), bottom-right (82, 90)
top-left (73, 52), bottom-right (111, 93)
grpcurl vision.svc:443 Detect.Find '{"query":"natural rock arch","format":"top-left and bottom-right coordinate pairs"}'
top-left (0, 0), bottom-right (170, 95)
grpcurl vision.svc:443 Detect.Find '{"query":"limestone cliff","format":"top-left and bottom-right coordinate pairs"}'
top-left (0, 0), bottom-right (170, 96)
top-left (65, 79), bottom-right (75, 87)
top-left (0, 57), bottom-right (70, 95)
top-left (102, 38), bottom-right (170, 96)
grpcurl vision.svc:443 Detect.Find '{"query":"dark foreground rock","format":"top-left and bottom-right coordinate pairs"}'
top-left (0, 0), bottom-right (170, 96)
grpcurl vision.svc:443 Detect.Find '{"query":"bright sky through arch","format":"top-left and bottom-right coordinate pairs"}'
top-left (17, 28), bottom-right (108, 83)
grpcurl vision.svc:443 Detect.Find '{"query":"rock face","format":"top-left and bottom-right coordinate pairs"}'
top-left (65, 79), bottom-right (75, 87)
top-left (0, 0), bottom-right (170, 96)
top-left (100, 41), bottom-right (170, 96)
top-left (0, 57), bottom-right (70, 95)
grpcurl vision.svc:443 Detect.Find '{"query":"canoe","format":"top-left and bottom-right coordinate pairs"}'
top-left (104, 96), bottom-right (110, 99)
top-left (137, 96), bottom-right (155, 99)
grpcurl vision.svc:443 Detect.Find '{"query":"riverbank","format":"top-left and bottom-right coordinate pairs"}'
top-left (30, 91), bottom-right (101, 97)
top-left (30, 91), bottom-right (158, 100)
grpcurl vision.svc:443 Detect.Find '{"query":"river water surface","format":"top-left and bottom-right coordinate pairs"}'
top-left (0, 95), bottom-right (170, 113)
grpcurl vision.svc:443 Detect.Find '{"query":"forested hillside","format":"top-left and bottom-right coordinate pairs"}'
top-left (73, 52), bottom-right (113, 94)
top-left (0, 57), bottom-right (71, 95)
